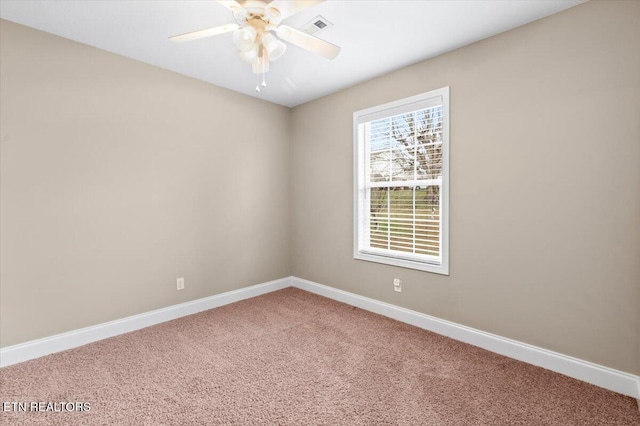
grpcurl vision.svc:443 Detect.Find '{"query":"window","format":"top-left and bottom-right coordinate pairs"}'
top-left (353, 87), bottom-right (449, 274)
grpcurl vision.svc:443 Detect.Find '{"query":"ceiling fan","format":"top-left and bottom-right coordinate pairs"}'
top-left (169, 0), bottom-right (341, 91)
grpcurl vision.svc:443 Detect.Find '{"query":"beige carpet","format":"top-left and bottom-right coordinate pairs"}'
top-left (0, 287), bottom-right (638, 425)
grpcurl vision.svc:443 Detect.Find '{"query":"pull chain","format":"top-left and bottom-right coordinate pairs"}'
top-left (255, 69), bottom-right (260, 93)
top-left (254, 45), bottom-right (266, 92)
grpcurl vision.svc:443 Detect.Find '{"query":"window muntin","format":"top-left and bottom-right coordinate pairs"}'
top-left (354, 88), bottom-right (449, 274)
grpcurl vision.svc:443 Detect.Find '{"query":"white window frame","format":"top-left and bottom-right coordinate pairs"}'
top-left (353, 87), bottom-right (449, 275)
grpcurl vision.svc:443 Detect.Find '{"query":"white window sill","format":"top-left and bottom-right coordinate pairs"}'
top-left (354, 251), bottom-right (449, 275)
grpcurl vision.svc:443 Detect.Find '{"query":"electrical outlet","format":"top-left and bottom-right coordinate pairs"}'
top-left (393, 278), bottom-right (402, 293)
top-left (176, 277), bottom-right (185, 291)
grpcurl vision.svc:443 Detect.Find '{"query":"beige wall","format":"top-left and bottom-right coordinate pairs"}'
top-left (291, 0), bottom-right (640, 375)
top-left (2, 1), bottom-right (639, 376)
top-left (0, 20), bottom-right (291, 347)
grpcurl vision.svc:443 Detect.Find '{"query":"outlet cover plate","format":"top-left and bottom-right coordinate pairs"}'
top-left (393, 278), bottom-right (402, 292)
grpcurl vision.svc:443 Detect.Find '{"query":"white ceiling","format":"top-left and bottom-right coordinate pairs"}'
top-left (0, 0), bottom-right (585, 107)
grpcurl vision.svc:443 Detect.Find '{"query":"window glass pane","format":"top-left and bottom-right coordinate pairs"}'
top-left (416, 106), bottom-right (443, 180)
top-left (367, 185), bottom-right (440, 258)
top-left (390, 148), bottom-right (414, 182)
top-left (369, 187), bottom-right (389, 250)
top-left (388, 187), bottom-right (415, 253)
top-left (390, 113), bottom-right (415, 182)
top-left (369, 118), bottom-right (391, 183)
top-left (369, 118), bottom-right (391, 151)
top-left (415, 185), bottom-right (440, 257)
top-left (415, 107), bottom-right (443, 144)
top-left (416, 142), bottom-right (442, 180)
top-left (370, 150), bottom-right (390, 183)
top-left (391, 113), bottom-right (414, 149)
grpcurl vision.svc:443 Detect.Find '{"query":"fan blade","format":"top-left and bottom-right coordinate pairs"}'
top-left (217, 1), bottom-right (242, 10)
top-left (268, 0), bottom-right (324, 19)
top-left (169, 23), bottom-right (239, 42)
top-left (276, 25), bottom-right (340, 59)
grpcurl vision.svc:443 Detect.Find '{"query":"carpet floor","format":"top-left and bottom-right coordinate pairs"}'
top-left (0, 287), bottom-right (638, 425)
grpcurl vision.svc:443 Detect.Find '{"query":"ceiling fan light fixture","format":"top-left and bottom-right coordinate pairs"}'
top-left (233, 26), bottom-right (257, 51)
top-left (239, 44), bottom-right (259, 63)
top-left (262, 32), bottom-right (286, 61)
top-left (170, 0), bottom-right (340, 91)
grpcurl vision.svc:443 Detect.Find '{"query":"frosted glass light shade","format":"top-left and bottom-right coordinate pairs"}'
top-left (262, 32), bottom-right (286, 61)
top-left (233, 26), bottom-right (257, 52)
top-left (239, 45), bottom-right (259, 63)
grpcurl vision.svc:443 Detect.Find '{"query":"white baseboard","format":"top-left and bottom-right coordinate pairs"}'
top-left (290, 277), bottom-right (640, 399)
top-left (2, 275), bottom-right (638, 401)
top-left (0, 277), bottom-right (292, 368)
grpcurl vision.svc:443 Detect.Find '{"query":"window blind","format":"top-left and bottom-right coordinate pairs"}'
top-left (362, 104), bottom-right (444, 264)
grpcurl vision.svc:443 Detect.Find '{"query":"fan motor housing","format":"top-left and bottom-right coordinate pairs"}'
top-left (233, 1), bottom-right (281, 29)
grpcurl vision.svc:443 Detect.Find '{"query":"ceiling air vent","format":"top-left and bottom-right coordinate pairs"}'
top-left (301, 16), bottom-right (333, 35)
